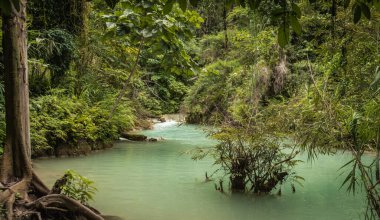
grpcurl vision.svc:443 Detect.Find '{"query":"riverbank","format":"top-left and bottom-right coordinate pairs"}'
top-left (32, 115), bottom-right (182, 158)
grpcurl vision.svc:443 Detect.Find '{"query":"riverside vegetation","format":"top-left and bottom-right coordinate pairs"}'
top-left (0, 0), bottom-right (380, 219)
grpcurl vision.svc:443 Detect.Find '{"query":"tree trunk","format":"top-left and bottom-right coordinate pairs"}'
top-left (0, 2), bottom-right (105, 219)
top-left (230, 175), bottom-right (245, 191)
top-left (1, 0), bottom-right (32, 184)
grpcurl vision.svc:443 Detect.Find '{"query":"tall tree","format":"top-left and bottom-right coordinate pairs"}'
top-left (0, 0), bottom-right (106, 219)
top-left (1, 0), bottom-right (32, 185)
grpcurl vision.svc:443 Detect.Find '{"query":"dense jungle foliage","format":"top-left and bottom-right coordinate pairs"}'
top-left (0, 0), bottom-right (203, 157)
top-left (1, 0), bottom-right (380, 218)
top-left (183, 0), bottom-right (380, 217)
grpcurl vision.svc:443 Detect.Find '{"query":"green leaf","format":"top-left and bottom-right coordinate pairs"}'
top-left (178, 0), bottom-right (187, 11)
top-left (353, 5), bottom-right (361, 23)
top-left (141, 29), bottom-right (153, 38)
top-left (291, 3), bottom-right (301, 19)
top-left (163, 0), bottom-right (175, 14)
top-left (341, 171), bottom-right (353, 188)
top-left (290, 15), bottom-right (301, 35)
top-left (339, 159), bottom-right (355, 170)
top-left (278, 23), bottom-right (290, 47)
top-left (361, 3), bottom-right (371, 20)
top-left (105, 22), bottom-right (116, 29)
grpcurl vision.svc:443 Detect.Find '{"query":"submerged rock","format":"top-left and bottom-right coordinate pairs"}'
top-left (121, 133), bottom-right (148, 141)
top-left (148, 137), bottom-right (158, 142)
top-left (148, 137), bottom-right (165, 142)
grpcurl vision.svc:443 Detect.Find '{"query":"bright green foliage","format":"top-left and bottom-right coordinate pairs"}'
top-left (186, 6), bottom-right (302, 194)
top-left (101, 0), bottom-right (203, 115)
top-left (103, 0), bottom-right (202, 68)
top-left (30, 94), bottom-right (135, 155)
top-left (185, 9), bottom-right (283, 124)
top-left (184, 1), bottom-right (380, 215)
top-left (60, 169), bottom-right (97, 205)
top-left (185, 59), bottom-right (239, 123)
top-left (138, 72), bottom-right (190, 114)
top-left (0, 0), bottom-right (202, 154)
top-left (164, 0), bottom-right (380, 47)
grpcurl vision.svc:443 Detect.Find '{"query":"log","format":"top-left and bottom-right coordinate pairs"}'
top-left (121, 133), bottom-right (147, 141)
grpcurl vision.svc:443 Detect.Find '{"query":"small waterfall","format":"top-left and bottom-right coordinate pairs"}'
top-left (153, 120), bottom-right (178, 129)
top-left (162, 114), bottom-right (186, 122)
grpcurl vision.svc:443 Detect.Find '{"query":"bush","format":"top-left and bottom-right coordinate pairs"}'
top-left (60, 169), bottom-right (97, 205)
top-left (193, 127), bottom-right (302, 193)
top-left (30, 94), bottom-right (135, 155)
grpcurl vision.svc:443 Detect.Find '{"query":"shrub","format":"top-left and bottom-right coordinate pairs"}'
top-left (29, 94), bottom-right (135, 155)
top-left (60, 169), bottom-right (97, 205)
top-left (193, 127), bottom-right (302, 193)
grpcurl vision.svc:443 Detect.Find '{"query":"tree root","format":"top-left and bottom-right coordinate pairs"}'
top-left (31, 171), bottom-right (50, 196)
top-left (5, 194), bottom-right (15, 220)
top-left (0, 173), bottom-right (105, 220)
top-left (26, 194), bottom-right (104, 220)
top-left (0, 179), bottom-right (29, 204)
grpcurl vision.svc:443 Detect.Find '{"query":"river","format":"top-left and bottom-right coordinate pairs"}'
top-left (34, 121), bottom-right (367, 220)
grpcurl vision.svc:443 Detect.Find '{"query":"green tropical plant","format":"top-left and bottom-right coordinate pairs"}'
top-left (60, 169), bottom-right (97, 205)
top-left (192, 126), bottom-right (302, 193)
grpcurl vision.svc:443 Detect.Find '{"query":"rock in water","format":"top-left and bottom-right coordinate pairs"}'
top-left (148, 137), bottom-right (158, 142)
top-left (121, 133), bottom-right (148, 141)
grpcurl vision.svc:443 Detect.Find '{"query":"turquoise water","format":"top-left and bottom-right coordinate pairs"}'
top-left (34, 121), bottom-right (367, 220)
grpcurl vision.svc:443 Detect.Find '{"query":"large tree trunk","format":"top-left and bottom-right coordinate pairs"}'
top-left (1, 0), bottom-right (32, 184)
top-left (0, 2), bottom-right (105, 219)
